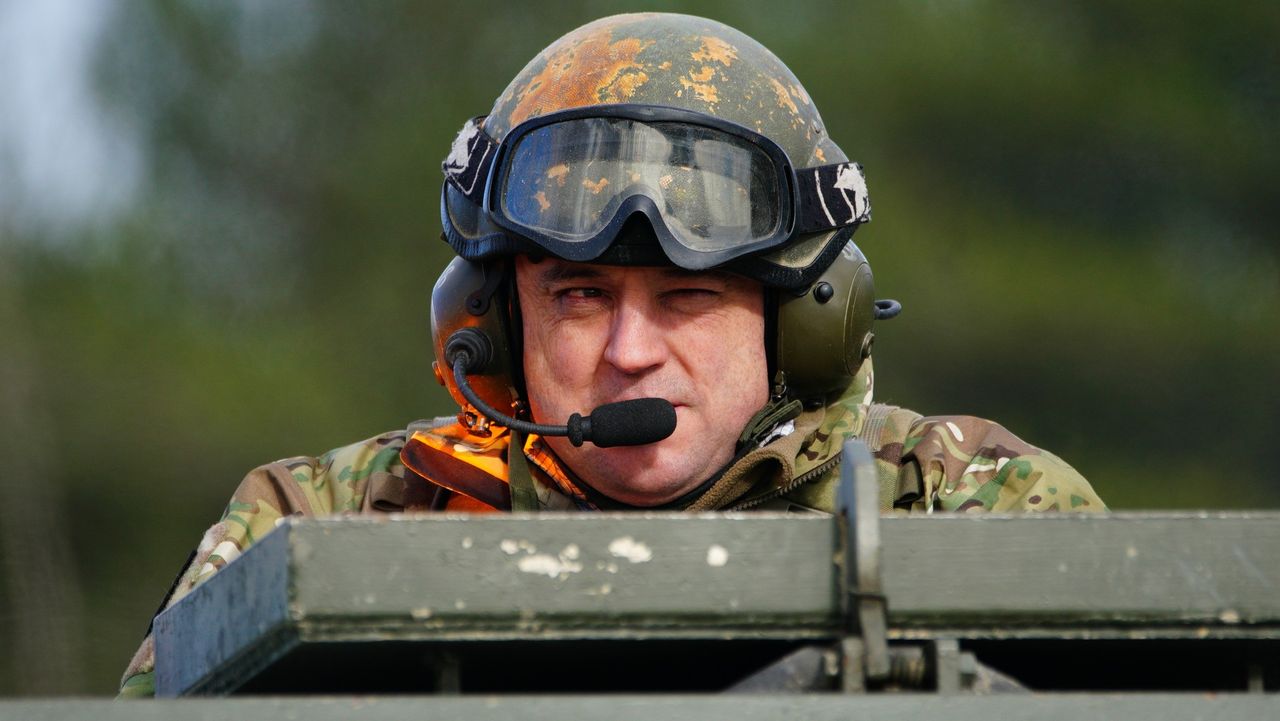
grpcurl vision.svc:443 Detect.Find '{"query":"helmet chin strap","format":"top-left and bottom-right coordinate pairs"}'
top-left (763, 286), bottom-right (780, 390)
top-left (736, 396), bottom-right (804, 453)
top-left (505, 429), bottom-right (540, 512)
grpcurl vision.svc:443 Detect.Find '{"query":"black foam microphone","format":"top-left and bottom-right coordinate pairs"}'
top-left (571, 397), bottom-right (677, 447)
top-left (446, 328), bottom-right (677, 448)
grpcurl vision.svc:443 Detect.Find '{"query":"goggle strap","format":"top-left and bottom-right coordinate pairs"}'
top-left (442, 116), bottom-right (496, 206)
top-left (795, 162), bottom-right (872, 234)
top-left (442, 116), bottom-right (872, 235)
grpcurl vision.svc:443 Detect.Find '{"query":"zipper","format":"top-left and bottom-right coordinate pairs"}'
top-left (729, 453), bottom-right (842, 511)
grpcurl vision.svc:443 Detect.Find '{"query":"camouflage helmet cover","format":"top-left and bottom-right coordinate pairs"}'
top-left (444, 12), bottom-right (866, 284)
top-left (484, 13), bottom-right (846, 168)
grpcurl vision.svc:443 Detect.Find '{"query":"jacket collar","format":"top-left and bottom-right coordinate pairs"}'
top-left (401, 358), bottom-right (876, 512)
top-left (527, 358), bottom-right (876, 511)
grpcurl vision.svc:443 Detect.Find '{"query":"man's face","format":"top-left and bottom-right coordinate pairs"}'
top-left (515, 256), bottom-right (769, 506)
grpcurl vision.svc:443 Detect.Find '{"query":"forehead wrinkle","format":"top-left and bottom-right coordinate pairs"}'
top-left (536, 262), bottom-right (606, 285)
top-left (657, 267), bottom-right (735, 282)
top-left (532, 260), bottom-right (741, 287)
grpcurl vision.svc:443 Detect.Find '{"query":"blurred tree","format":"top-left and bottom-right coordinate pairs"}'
top-left (0, 248), bottom-right (86, 694)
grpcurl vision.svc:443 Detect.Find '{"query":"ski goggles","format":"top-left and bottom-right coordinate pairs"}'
top-left (443, 105), bottom-right (870, 270)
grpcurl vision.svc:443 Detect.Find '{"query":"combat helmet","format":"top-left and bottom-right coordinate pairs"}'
top-left (432, 13), bottom-right (896, 438)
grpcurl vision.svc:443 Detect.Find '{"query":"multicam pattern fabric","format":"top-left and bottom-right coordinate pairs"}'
top-left (117, 429), bottom-right (410, 697)
top-left (119, 358), bottom-right (1102, 697)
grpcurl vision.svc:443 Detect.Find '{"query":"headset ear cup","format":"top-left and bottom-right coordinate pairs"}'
top-left (431, 257), bottom-right (519, 434)
top-left (775, 241), bottom-right (876, 401)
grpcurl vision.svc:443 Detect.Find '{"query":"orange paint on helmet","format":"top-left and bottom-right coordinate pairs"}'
top-left (690, 35), bottom-right (738, 66)
top-left (505, 19), bottom-right (655, 129)
top-left (768, 77), bottom-right (799, 116)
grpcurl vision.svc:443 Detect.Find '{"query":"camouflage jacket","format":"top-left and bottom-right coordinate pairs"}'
top-left (118, 359), bottom-right (1103, 697)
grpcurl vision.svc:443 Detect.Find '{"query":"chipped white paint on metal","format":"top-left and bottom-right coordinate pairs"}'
top-left (517, 552), bottom-right (584, 579)
top-left (513, 543), bottom-right (586, 579)
top-left (608, 536), bottom-right (653, 563)
top-left (584, 583), bottom-right (613, 596)
top-left (706, 544), bottom-right (729, 567)
top-left (501, 538), bottom-right (542, 555)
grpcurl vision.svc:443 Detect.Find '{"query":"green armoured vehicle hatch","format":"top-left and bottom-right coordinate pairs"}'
top-left (120, 441), bottom-right (1280, 717)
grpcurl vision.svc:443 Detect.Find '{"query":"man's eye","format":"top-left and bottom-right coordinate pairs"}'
top-left (670, 288), bottom-right (719, 298)
top-left (553, 287), bottom-right (608, 309)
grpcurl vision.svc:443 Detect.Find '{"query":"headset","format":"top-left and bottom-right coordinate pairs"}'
top-left (429, 236), bottom-right (898, 442)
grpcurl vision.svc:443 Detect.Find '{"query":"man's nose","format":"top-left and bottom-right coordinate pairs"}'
top-left (602, 301), bottom-right (668, 375)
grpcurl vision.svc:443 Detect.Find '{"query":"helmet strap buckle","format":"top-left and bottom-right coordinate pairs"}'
top-left (770, 370), bottom-right (789, 403)
top-left (736, 393), bottom-right (804, 452)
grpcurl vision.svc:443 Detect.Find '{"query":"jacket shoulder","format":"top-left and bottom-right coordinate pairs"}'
top-left (904, 415), bottom-right (1105, 513)
top-left (118, 425), bottom-right (415, 697)
top-left (784, 404), bottom-right (1105, 514)
top-left (291, 427), bottom-right (411, 513)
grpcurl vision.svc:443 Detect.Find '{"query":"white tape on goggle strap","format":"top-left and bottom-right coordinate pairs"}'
top-left (795, 162), bottom-right (871, 234)
top-left (442, 116), bottom-right (496, 203)
top-left (442, 116), bottom-right (871, 235)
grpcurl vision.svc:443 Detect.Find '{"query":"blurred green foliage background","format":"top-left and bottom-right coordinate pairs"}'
top-left (0, 0), bottom-right (1276, 696)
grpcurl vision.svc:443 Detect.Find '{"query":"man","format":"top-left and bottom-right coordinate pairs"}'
top-left (119, 12), bottom-right (1103, 697)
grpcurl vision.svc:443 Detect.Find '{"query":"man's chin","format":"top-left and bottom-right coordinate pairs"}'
top-left (590, 477), bottom-right (693, 507)
top-left (541, 417), bottom-right (734, 506)
top-left (570, 444), bottom-right (718, 507)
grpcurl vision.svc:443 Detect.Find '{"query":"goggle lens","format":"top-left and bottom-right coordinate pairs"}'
top-left (498, 117), bottom-right (782, 252)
